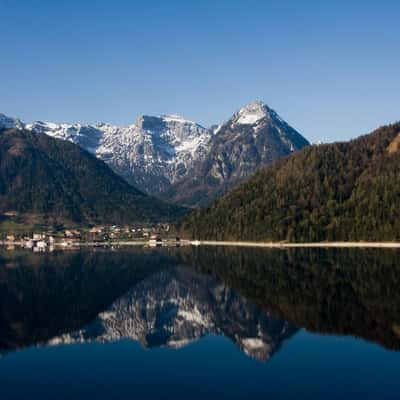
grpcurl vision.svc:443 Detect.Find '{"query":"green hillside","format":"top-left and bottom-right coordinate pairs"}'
top-left (177, 123), bottom-right (400, 241)
top-left (0, 128), bottom-right (183, 225)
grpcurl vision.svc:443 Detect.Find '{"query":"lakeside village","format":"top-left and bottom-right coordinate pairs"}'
top-left (0, 223), bottom-right (189, 252)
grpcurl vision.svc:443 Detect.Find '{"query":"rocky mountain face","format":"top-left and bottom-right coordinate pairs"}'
top-left (164, 101), bottom-right (310, 206)
top-left (25, 114), bottom-right (211, 194)
top-left (48, 266), bottom-right (296, 361)
top-left (0, 101), bottom-right (309, 206)
top-left (0, 114), bottom-right (24, 130)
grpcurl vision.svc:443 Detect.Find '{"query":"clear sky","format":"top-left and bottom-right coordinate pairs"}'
top-left (0, 0), bottom-right (399, 143)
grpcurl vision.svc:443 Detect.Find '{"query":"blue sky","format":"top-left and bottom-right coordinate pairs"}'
top-left (0, 0), bottom-right (399, 142)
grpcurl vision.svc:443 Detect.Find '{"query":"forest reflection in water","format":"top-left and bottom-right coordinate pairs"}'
top-left (0, 246), bottom-right (399, 359)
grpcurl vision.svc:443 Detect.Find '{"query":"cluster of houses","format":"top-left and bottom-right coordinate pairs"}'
top-left (86, 224), bottom-right (171, 240)
top-left (1, 223), bottom-right (180, 251)
top-left (5, 232), bottom-right (72, 251)
top-left (5, 233), bottom-right (56, 252)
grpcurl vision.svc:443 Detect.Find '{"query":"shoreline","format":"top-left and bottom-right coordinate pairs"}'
top-left (193, 240), bottom-right (400, 248)
top-left (1, 239), bottom-right (400, 249)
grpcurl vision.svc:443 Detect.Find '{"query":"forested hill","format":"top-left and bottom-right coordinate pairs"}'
top-left (0, 128), bottom-right (183, 225)
top-left (177, 123), bottom-right (400, 242)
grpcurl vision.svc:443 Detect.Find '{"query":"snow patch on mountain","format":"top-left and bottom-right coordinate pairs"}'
top-left (235, 101), bottom-right (268, 125)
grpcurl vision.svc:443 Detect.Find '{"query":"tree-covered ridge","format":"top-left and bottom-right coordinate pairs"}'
top-left (178, 123), bottom-right (400, 241)
top-left (0, 128), bottom-right (183, 225)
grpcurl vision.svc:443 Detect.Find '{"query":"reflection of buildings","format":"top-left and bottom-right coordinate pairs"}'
top-left (48, 267), bottom-right (297, 361)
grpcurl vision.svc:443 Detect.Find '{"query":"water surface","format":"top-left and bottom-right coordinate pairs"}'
top-left (0, 247), bottom-right (399, 399)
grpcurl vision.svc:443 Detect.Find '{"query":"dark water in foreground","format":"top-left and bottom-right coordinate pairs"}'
top-left (0, 247), bottom-right (399, 399)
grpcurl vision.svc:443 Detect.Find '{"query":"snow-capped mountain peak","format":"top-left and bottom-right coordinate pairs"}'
top-left (235, 100), bottom-right (269, 125)
top-left (165, 101), bottom-right (310, 207)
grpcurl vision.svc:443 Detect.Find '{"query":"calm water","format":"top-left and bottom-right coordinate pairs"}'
top-left (0, 247), bottom-right (399, 399)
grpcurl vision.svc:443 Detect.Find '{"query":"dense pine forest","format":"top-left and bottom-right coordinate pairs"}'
top-left (177, 123), bottom-right (400, 241)
top-left (0, 128), bottom-right (183, 225)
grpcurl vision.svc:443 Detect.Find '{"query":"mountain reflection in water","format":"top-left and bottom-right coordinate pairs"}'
top-left (0, 247), bottom-right (399, 361)
top-left (50, 266), bottom-right (295, 361)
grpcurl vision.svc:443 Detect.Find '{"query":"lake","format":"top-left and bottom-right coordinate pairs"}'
top-left (0, 246), bottom-right (399, 399)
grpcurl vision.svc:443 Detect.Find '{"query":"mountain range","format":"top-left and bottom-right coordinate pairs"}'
top-left (178, 123), bottom-right (400, 241)
top-left (0, 101), bottom-right (309, 207)
top-left (3, 102), bottom-right (399, 241)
